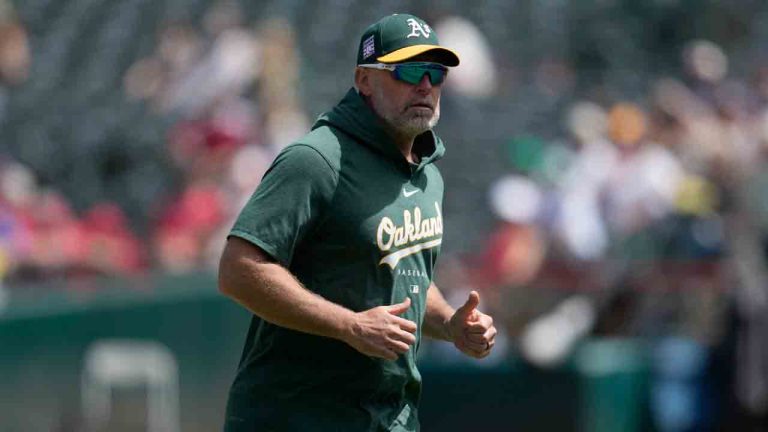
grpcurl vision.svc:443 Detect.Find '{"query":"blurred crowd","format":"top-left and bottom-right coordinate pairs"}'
top-left (125, 3), bottom-right (308, 275)
top-left (431, 31), bottom-right (768, 431)
top-left (0, 1), bottom-right (308, 285)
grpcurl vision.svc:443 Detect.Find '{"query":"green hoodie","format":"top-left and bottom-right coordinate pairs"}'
top-left (224, 88), bottom-right (446, 432)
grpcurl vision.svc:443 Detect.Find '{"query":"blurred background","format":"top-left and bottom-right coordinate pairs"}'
top-left (3, 0), bottom-right (768, 430)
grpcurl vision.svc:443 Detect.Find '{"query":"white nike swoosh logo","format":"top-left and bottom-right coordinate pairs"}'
top-left (403, 189), bottom-right (418, 197)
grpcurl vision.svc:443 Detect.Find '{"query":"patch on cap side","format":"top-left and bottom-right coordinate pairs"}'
top-left (362, 35), bottom-right (376, 60)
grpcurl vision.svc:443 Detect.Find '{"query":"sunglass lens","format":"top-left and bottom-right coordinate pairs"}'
top-left (394, 64), bottom-right (447, 85)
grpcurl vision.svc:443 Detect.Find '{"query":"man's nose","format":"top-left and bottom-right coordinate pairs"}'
top-left (415, 73), bottom-right (433, 92)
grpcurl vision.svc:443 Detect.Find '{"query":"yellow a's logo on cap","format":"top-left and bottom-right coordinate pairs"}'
top-left (406, 18), bottom-right (432, 38)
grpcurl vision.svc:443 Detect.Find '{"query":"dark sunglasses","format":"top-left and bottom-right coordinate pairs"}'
top-left (358, 62), bottom-right (449, 85)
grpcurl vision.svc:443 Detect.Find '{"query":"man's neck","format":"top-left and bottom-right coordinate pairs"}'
top-left (388, 128), bottom-right (418, 163)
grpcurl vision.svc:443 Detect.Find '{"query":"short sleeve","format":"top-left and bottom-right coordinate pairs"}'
top-left (229, 144), bottom-right (337, 267)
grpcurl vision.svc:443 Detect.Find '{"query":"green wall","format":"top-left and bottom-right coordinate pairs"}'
top-left (1, 274), bottom-right (647, 431)
top-left (1, 274), bottom-right (249, 432)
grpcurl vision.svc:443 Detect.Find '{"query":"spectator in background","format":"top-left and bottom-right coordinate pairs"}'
top-left (0, 0), bottom-right (30, 122)
top-left (485, 176), bottom-right (547, 289)
top-left (556, 101), bottom-right (615, 261)
top-left (153, 181), bottom-right (226, 273)
top-left (0, 1), bottom-right (29, 87)
top-left (257, 18), bottom-right (309, 149)
top-left (0, 160), bottom-right (35, 285)
top-left (80, 203), bottom-right (144, 277)
top-left (601, 102), bottom-right (684, 237)
top-left (123, 21), bottom-right (204, 109)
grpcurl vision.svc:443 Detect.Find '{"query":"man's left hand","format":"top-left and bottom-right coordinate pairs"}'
top-left (449, 291), bottom-right (497, 359)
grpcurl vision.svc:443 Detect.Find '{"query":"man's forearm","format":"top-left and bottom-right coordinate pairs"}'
top-left (422, 283), bottom-right (455, 341)
top-left (218, 237), bottom-right (356, 342)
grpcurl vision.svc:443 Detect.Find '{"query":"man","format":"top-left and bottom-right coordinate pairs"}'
top-left (219, 13), bottom-right (497, 431)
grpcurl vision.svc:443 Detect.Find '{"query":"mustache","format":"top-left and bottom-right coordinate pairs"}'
top-left (405, 100), bottom-right (435, 111)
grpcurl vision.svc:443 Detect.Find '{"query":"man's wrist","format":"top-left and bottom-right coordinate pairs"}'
top-left (333, 308), bottom-right (359, 343)
top-left (442, 314), bottom-right (455, 342)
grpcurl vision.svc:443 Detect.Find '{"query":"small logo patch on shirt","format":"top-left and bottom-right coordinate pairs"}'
top-left (410, 284), bottom-right (420, 294)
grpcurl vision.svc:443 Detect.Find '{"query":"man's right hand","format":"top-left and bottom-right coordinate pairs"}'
top-left (343, 297), bottom-right (417, 360)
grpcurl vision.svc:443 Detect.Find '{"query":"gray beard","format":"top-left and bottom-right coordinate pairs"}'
top-left (383, 110), bottom-right (439, 138)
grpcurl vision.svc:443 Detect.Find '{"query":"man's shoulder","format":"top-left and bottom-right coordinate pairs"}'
top-left (286, 125), bottom-right (348, 173)
top-left (423, 161), bottom-right (444, 181)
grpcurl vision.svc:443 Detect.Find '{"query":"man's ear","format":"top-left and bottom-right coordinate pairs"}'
top-left (355, 67), bottom-right (372, 97)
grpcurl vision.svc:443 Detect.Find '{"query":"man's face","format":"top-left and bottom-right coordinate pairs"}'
top-left (357, 58), bottom-right (445, 137)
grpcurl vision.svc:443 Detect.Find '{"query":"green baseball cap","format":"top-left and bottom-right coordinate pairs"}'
top-left (356, 14), bottom-right (460, 67)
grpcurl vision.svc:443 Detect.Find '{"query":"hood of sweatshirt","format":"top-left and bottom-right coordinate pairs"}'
top-left (312, 88), bottom-right (446, 173)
